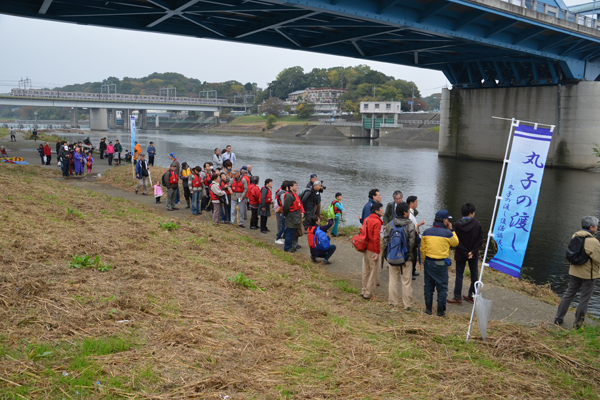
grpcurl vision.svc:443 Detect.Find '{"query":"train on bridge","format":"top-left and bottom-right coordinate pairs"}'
top-left (10, 88), bottom-right (229, 106)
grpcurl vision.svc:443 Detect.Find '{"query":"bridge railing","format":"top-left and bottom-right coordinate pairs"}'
top-left (502, 0), bottom-right (600, 29)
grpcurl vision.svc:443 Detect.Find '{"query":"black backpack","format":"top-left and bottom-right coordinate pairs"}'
top-left (566, 236), bottom-right (589, 265)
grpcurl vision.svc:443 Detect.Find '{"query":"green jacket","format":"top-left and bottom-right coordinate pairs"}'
top-left (569, 230), bottom-right (600, 280)
top-left (283, 192), bottom-right (302, 229)
top-left (114, 143), bottom-right (123, 153)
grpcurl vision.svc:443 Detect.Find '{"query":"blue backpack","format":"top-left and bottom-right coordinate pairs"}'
top-left (386, 221), bottom-right (409, 265)
top-left (314, 227), bottom-right (331, 251)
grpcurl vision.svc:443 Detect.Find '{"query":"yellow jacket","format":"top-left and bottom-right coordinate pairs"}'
top-left (421, 223), bottom-right (459, 260)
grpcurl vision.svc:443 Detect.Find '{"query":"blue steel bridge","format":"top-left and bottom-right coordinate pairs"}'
top-left (2, 0), bottom-right (600, 89)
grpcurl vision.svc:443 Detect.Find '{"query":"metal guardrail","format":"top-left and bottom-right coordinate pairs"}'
top-left (313, 121), bottom-right (362, 126)
top-left (397, 120), bottom-right (440, 125)
top-left (500, 0), bottom-right (600, 29)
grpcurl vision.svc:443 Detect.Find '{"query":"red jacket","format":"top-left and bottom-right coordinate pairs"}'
top-left (248, 184), bottom-right (261, 205)
top-left (44, 145), bottom-right (52, 156)
top-left (364, 213), bottom-right (383, 254)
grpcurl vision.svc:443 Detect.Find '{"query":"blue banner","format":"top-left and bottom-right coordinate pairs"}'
top-left (489, 124), bottom-right (554, 278)
top-left (130, 115), bottom-right (136, 154)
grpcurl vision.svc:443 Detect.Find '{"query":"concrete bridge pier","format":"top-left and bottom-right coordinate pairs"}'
top-left (109, 109), bottom-right (116, 129)
top-left (122, 109), bottom-right (130, 130)
top-left (89, 108), bottom-right (108, 131)
top-left (438, 81), bottom-right (600, 169)
top-left (70, 107), bottom-right (79, 128)
top-left (138, 110), bottom-right (147, 129)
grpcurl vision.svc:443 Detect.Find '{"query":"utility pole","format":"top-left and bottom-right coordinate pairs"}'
top-left (411, 86), bottom-right (414, 112)
top-left (101, 83), bottom-right (117, 94)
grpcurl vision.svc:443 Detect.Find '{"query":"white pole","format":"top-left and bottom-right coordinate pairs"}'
top-left (466, 117), bottom-right (518, 341)
top-left (131, 114), bottom-right (136, 179)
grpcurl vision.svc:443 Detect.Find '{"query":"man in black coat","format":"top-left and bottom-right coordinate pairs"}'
top-left (448, 203), bottom-right (484, 305)
top-left (99, 138), bottom-right (107, 159)
top-left (301, 181), bottom-right (322, 230)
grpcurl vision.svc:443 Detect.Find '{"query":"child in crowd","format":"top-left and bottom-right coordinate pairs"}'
top-left (331, 192), bottom-right (344, 237)
top-left (154, 181), bottom-right (164, 204)
top-left (0, 146), bottom-right (6, 155)
top-left (86, 152), bottom-right (94, 173)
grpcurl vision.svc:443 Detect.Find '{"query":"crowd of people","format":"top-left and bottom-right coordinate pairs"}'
top-left (18, 134), bottom-right (597, 325)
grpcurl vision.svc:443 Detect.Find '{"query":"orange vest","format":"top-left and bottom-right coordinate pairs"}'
top-left (288, 192), bottom-right (302, 212)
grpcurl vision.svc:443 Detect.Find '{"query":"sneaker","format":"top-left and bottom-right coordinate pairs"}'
top-left (275, 239), bottom-right (284, 244)
top-left (293, 245), bottom-right (302, 250)
top-left (250, 226), bottom-right (258, 230)
top-left (412, 271), bottom-right (420, 277)
top-left (284, 249), bottom-right (296, 253)
top-left (135, 189), bottom-right (138, 194)
top-left (437, 312), bottom-right (446, 317)
top-left (239, 224), bottom-right (245, 228)
top-left (261, 231), bottom-right (268, 234)
top-left (322, 260), bottom-right (332, 265)
top-left (310, 256), bottom-right (317, 263)
top-left (173, 207), bottom-right (179, 210)
top-left (424, 308), bottom-right (432, 315)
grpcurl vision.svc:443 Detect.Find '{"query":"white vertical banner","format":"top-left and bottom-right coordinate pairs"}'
top-left (131, 114), bottom-right (136, 178)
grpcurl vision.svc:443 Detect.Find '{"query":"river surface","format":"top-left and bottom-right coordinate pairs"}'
top-left (63, 129), bottom-right (600, 318)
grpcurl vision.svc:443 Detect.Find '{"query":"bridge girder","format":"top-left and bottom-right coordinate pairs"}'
top-left (2, 0), bottom-right (600, 87)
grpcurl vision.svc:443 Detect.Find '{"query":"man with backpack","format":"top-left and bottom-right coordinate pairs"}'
top-left (360, 202), bottom-right (384, 300)
top-left (307, 215), bottom-right (337, 265)
top-left (381, 202), bottom-right (416, 310)
top-left (301, 181), bottom-right (322, 230)
top-left (420, 210), bottom-right (459, 317)
top-left (448, 203), bottom-right (484, 305)
top-left (163, 165), bottom-right (179, 211)
top-left (554, 216), bottom-right (600, 328)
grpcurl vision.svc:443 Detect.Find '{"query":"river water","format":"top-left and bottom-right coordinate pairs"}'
top-left (63, 129), bottom-right (600, 318)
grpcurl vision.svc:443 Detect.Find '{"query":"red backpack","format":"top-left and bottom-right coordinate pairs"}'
top-left (352, 224), bottom-right (368, 253)
top-left (169, 170), bottom-right (178, 184)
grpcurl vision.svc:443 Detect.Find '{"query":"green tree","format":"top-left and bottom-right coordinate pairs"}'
top-left (296, 103), bottom-right (315, 118)
top-left (260, 97), bottom-right (284, 117)
top-left (266, 114), bottom-right (277, 129)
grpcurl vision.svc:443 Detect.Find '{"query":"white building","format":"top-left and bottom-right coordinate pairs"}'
top-left (360, 101), bottom-right (403, 138)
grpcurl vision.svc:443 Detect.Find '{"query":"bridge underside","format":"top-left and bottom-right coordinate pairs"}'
top-left (3, 0), bottom-right (600, 88)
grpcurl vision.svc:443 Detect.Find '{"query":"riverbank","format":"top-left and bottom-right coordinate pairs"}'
top-left (1, 162), bottom-right (600, 399)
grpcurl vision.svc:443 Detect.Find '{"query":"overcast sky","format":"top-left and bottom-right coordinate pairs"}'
top-left (0, 0), bottom-right (588, 96)
top-left (0, 15), bottom-right (452, 96)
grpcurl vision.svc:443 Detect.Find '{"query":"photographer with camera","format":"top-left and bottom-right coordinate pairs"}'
top-left (301, 181), bottom-right (323, 230)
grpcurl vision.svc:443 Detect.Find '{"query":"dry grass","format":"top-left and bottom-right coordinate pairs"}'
top-left (96, 165), bottom-right (168, 192)
top-left (0, 164), bottom-right (598, 399)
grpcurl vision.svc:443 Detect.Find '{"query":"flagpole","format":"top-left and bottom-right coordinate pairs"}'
top-left (131, 113), bottom-right (135, 179)
top-left (466, 117), bottom-right (519, 341)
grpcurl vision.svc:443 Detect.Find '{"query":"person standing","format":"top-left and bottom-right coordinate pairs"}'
top-left (169, 153), bottom-right (181, 204)
top-left (219, 171), bottom-right (232, 222)
top-left (420, 210), bottom-right (459, 317)
top-left (147, 142), bottom-right (156, 166)
top-left (248, 176), bottom-right (261, 229)
top-left (37, 144), bottom-right (45, 165)
top-left (448, 203), bottom-right (484, 305)
top-left (212, 148), bottom-right (223, 169)
top-left (230, 168), bottom-right (249, 227)
top-left (331, 193), bottom-right (343, 237)
top-left (32, 127), bottom-right (38, 141)
top-left (10, 127), bottom-right (16, 142)
top-left (301, 181), bottom-right (323, 230)
top-left (59, 144), bottom-right (70, 177)
top-left (163, 165), bottom-right (179, 211)
top-left (200, 162), bottom-right (213, 213)
top-left (99, 138), bottom-right (106, 159)
top-left (222, 145), bottom-right (236, 165)
top-left (406, 195), bottom-right (426, 279)
top-left (135, 154), bottom-right (150, 195)
top-left (180, 162), bottom-right (192, 209)
top-left (359, 189), bottom-right (382, 225)
top-left (210, 173), bottom-right (227, 224)
top-left (381, 202), bottom-right (416, 309)
top-left (73, 148), bottom-right (84, 175)
top-left (259, 179), bottom-right (273, 234)
top-left (106, 141), bottom-right (115, 166)
top-left (274, 181), bottom-right (289, 244)
top-left (554, 216), bottom-right (600, 328)
top-left (55, 139), bottom-right (62, 156)
top-left (383, 190), bottom-right (403, 225)
top-left (190, 166), bottom-right (203, 215)
top-left (282, 181), bottom-right (304, 253)
top-left (44, 142), bottom-right (52, 165)
top-left (114, 140), bottom-right (123, 165)
top-left (361, 202), bottom-right (384, 300)
top-left (133, 141), bottom-right (141, 165)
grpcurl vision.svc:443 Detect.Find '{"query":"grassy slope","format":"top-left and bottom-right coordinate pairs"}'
top-left (1, 164), bottom-right (599, 399)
